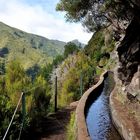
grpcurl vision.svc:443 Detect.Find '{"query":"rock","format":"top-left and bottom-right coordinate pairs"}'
top-left (70, 101), bottom-right (79, 108)
top-left (126, 66), bottom-right (140, 100)
top-left (137, 94), bottom-right (140, 102)
top-left (122, 86), bottom-right (126, 92)
top-left (117, 17), bottom-right (140, 84)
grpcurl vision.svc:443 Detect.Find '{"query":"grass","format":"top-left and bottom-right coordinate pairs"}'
top-left (66, 112), bottom-right (76, 140)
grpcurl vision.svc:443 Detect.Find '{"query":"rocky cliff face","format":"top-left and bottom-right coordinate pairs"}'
top-left (109, 2), bottom-right (140, 139)
top-left (127, 67), bottom-right (140, 101)
top-left (117, 17), bottom-right (140, 85)
top-left (117, 2), bottom-right (140, 101)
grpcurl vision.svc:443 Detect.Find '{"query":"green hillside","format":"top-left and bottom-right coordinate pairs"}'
top-left (0, 22), bottom-right (66, 70)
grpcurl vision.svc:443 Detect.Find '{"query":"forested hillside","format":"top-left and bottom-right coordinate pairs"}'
top-left (0, 22), bottom-right (65, 70)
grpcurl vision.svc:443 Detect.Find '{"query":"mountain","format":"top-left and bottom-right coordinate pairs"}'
top-left (0, 22), bottom-right (66, 70)
top-left (70, 39), bottom-right (85, 48)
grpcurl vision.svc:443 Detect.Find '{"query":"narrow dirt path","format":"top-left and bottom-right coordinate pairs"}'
top-left (39, 107), bottom-right (74, 140)
top-left (24, 102), bottom-right (78, 140)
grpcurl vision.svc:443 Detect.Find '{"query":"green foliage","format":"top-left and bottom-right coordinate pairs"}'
top-left (52, 55), bottom-right (64, 67)
top-left (0, 60), bottom-right (52, 139)
top-left (85, 30), bottom-right (104, 59)
top-left (64, 42), bottom-right (80, 58)
top-left (106, 39), bottom-right (115, 52)
top-left (0, 59), bottom-right (5, 75)
top-left (84, 29), bottom-right (115, 70)
top-left (30, 87), bottom-right (51, 117)
top-left (66, 112), bottom-right (76, 140)
top-left (41, 64), bottom-right (53, 82)
top-left (0, 23), bottom-right (67, 138)
top-left (40, 54), bottom-right (64, 82)
top-left (5, 61), bottom-right (30, 99)
top-left (57, 52), bottom-right (95, 107)
top-left (27, 74), bottom-right (52, 118)
top-left (26, 64), bottom-right (40, 81)
top-left (99, 57), bottom-right (108, 67)
top-left (56, 0), bottom-right (133, 31)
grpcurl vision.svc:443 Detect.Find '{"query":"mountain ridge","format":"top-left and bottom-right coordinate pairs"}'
top-left (0, 22), bottom-right (66, 70)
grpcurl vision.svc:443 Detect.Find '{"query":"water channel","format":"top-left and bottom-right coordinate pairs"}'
top-left (86, 73), bottom-right (122, 140)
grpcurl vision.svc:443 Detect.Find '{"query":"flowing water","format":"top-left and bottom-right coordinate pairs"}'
top-left (86, 74), bottom-right (122, 140)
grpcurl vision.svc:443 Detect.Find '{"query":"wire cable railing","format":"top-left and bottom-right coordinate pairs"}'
top-left (2, 85), bottom-right (43, 140)
top-left (2, 79), bottom-right (58, 140)
top-left (2, 92), bottom-right (24, 140)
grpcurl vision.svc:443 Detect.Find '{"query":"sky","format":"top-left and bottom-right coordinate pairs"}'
top-left (0, 0), bottom-right (93, 44)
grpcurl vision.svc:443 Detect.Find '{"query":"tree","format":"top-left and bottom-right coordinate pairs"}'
top-left (57, 52), bottom-right (95, 106)
top-left (52, 55), bottom-right (64, 67)
top-left (0, 59), bottom-right (6, 75)
top-left (64, 42), bottom-right (80, 58)
top-left (29, 74), bottom-right (51, 120)
top-left (5, 61), bottom-right (30, 99)
top-left (56, 0), bottom-right (136, 32)
top-left (0, 61), bottom-right (31, 139)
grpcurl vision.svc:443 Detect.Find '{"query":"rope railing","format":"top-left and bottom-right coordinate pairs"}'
top-left (2, 85), bottom-right (43, 140)
top-left (2, 92), bottom-right (24, 140)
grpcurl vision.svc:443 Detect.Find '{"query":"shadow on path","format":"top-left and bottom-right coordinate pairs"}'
top-left (24, 106), bottom-right (75, 140)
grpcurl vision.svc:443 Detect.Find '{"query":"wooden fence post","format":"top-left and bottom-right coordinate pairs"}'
top-left (80, 72), bottom-right (83, 96)
top-left (55, 76), bottom-right (57, 112)
top-left (22, 92), bottom-right (26, 128)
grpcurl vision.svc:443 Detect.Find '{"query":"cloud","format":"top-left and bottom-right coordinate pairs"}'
top-left (0, 0), bottom-right (92, 44)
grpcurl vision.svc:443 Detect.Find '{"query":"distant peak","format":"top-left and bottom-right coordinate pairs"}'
top-left (68, 39), bottom-right (85, 48)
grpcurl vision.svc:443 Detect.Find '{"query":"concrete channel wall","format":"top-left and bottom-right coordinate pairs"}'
top-left (110, 87), bottom-right (140, 140)
top-left (75, 71), bottom-right (107, 140)
top-left (75, 70), bottom-right (139, 140)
